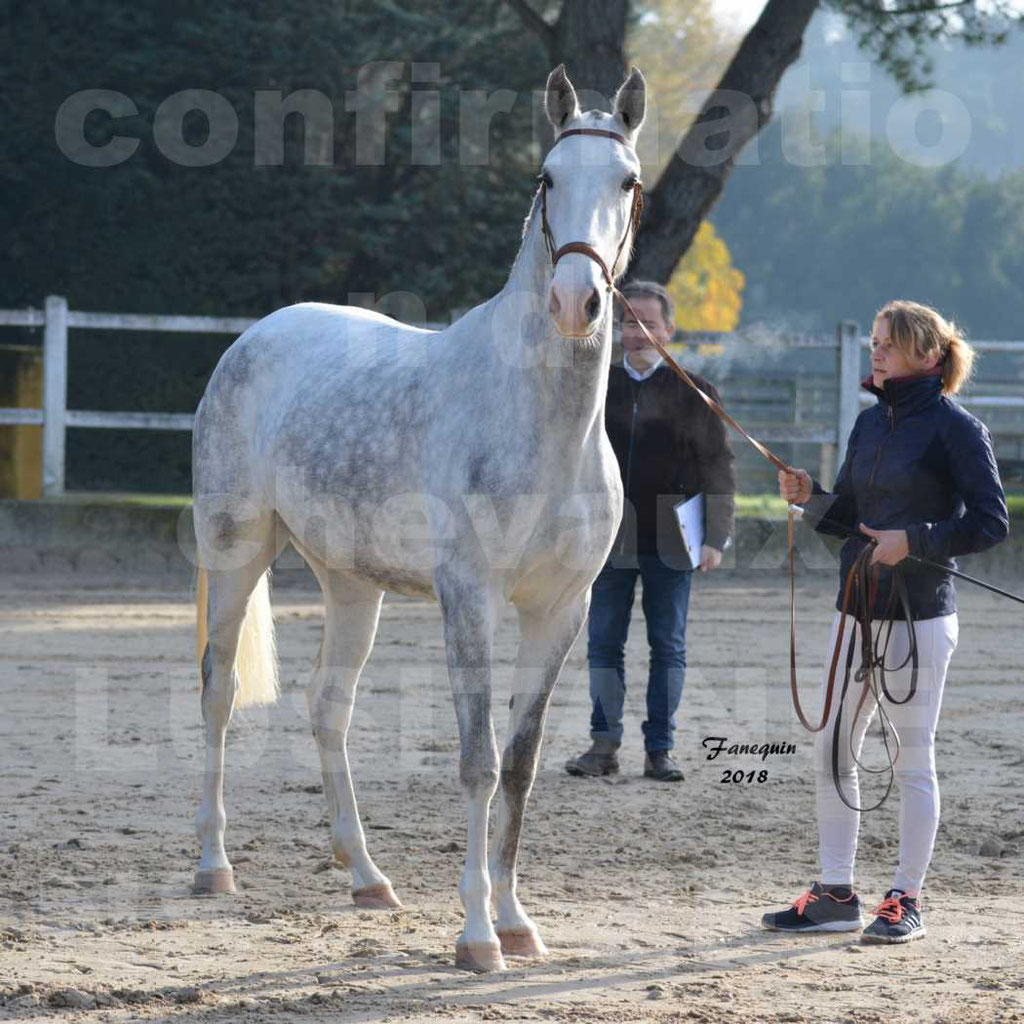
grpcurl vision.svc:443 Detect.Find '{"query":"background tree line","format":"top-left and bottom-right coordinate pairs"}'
top-left (6, 0), bottom-right (1023, 325)
top-left (2, 0), bottom-right (1024, 491)
top-left (713, 120), bottom-right (1024, 338)
top-left (1, 0), bottom-right (551, 491)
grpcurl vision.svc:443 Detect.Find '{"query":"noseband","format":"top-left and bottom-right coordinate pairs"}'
top-left (538, 128), bottom-right (645, 290)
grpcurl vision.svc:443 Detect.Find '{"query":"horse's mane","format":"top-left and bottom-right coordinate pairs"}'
top-left (520, 187), bottom-right (543, 243)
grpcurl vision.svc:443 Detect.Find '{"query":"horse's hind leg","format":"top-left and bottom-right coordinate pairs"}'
top-left (492, 593), bottom-right (589, 958)
top-left (193, 530), bottom-right (280, 894)
top-left (306, 568), bottom-right (399, 908)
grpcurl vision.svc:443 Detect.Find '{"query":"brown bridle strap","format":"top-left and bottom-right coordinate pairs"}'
top-left (542, 186), bottom-right (644, 287)
top-left (555, 128), bottom-right (631, 146)
top-left (539, 129), bottom-right (644, 287)
top-left (552, 242), bottom-right (613, 286)
top-left (539, 127), bottom-right (849, 736)
top-left (539, 180), bottom-right (643, 288)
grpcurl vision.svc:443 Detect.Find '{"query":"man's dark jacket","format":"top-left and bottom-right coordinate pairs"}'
top-left (604, 361), bottom-right (736, 568)
top-left (804, 370), bottom-right (1009, 620)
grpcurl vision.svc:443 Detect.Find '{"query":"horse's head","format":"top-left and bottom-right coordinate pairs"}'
top-left (540, 64), bottom-right (647, 340)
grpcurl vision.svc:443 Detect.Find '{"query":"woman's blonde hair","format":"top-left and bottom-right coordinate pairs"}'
top-left (874, 300), bottom-right (975, 396)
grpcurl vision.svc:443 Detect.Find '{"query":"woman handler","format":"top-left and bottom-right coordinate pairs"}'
top-left (762, 300), bottom-right (1008, 944)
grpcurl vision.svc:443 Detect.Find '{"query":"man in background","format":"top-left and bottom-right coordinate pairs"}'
top-left (565, 280), bottom-right (735, 782)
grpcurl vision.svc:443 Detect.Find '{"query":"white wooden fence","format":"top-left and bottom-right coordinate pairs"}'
top-left (0, 296), bottom-right (256, 495)
top-left (1, 296), bottom-right (1022, 496)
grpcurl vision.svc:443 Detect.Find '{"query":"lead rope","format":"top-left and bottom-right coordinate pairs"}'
top-left (611, 287), bottom-right (918, 811)
top-left (829, 546), bottom-right (921, 812)
top-left (612, 289), bottom-right (841, 732)
top-left (541, 130), bottom-right (1018, 808)
top-left (536, 130), bottom-right (897, 794)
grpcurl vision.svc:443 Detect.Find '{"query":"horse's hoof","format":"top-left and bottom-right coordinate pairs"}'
top-left (192, 867), bottom-right (235, 895)
top-left (455, 939), bottom-right (506, 973)
top-left (352, 882), bottom-right (402, 909)
top-left (497, 927), bottom-right (548, 958)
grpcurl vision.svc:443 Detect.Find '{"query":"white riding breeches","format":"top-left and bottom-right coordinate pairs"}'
top-left (814, 611), bottom-right (959, 896)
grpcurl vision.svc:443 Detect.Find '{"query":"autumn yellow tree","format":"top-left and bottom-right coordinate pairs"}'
top-left (628, 1), bottom-right (747, 331)
top-left (666, 221), bottom-right (746, 331)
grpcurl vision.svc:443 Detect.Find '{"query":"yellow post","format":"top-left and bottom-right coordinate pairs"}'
top-left (0, 346), bottom-right (44, 499)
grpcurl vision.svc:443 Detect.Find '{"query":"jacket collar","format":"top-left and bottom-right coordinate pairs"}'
top-left (860, 366), bottom-right (943, 415)
top-left (622, 352), bottom-right (664, 381)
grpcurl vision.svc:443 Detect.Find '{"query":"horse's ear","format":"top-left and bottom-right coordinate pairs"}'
top-left (613, 66), bottom-right (647, 134)
top-left (545, 64), bottom-right (581, 129)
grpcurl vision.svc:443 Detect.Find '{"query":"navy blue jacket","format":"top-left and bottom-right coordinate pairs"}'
top-left (804, 370), bottom-right (1009, 620)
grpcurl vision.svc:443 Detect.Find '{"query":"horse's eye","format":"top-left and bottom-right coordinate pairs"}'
top-left (622, 175), bottom-right (639, 191)
top-left (537, 171), bottom-right (553, 189)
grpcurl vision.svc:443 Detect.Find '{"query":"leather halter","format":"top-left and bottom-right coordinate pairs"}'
top-left (538, 128), bottom-right (644, 289)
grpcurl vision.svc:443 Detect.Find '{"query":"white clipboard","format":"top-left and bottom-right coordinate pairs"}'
top-left (673, 494), bottom-right (704, 571)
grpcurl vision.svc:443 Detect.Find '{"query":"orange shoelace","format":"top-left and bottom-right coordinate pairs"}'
top-left (873, 894), bottom-right (908, 923)
top-left (792, 888), bottom-right (855, 915)
top-left (791, 889), bottom-right (819, 915)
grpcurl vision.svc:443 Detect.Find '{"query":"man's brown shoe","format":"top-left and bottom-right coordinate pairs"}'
top-left (565, 740), bottom-right (620, 777)
top-left (643, 750), bottom-right (684, 782)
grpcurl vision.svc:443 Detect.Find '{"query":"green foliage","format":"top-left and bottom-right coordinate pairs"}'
top-left (775, 17), bottom-right (1024, 178)
top-left (0, 0), bottom-right (549, 490)
top-left (712, 121), bottom-right (1024, 339)
top-left (6, 0), bottom-right (1024, 493)
top-left (0, 0), bottom-right (546, 319)
top-left (826, 0), bottom-right (1023, 93)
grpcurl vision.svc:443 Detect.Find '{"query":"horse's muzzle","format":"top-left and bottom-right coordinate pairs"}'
top-left (548, 280), bottom-right (603, 338)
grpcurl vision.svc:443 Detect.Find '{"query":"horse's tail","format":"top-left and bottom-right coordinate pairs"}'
top-left (195, 567), bottom-right (280, 708)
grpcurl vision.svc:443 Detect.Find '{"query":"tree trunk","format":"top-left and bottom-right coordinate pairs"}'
top-left (505, 0), bottom-right (821, 283)
top-left (552, 0), bottom-right (629, 109)
top-left (629, 0), bottom-right (821, 283)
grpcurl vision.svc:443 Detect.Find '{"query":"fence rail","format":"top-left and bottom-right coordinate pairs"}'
top-left (2, 296), bottom-right (1024, 496)
top-left (0, 296), bottom-right (259, 494)
top-left (0, 310), bottom-right (45, 328)
top-left (66, 311), bottom-right (258, 334)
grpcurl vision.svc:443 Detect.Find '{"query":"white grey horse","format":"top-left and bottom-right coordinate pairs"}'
top-left (191, 64), bottom-right (646, 972)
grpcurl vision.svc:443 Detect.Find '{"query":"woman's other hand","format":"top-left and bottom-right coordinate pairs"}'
top-left (859, 523), bottom-right (910, 565)
top-left (778, 468), bottom-right (812, 505)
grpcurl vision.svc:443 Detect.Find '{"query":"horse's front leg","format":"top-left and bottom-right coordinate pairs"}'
top-left (437, 572), bottom-right (504, 972)
top-left (492, 594), bottom-right (589, 958)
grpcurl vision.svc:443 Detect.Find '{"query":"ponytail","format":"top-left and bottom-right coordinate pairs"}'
top-left (942, 331), bottom-right (975, 396)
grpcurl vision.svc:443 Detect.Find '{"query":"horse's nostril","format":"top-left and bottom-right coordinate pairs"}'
top-left (585, 289), bottom-right (601, 322)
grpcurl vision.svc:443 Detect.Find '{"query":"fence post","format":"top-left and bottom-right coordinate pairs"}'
top-left (42, 294), bottom-right (68, 496)
top-left (836, 320), bottom-right (861, 471)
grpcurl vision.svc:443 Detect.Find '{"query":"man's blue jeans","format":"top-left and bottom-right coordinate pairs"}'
top-left (587, 555), bottom-right (693, 753)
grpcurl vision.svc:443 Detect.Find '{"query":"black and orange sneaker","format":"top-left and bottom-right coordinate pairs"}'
top-left (762, 882), bottom-right (864, 933)
top-left (861, 890), bottom-right (925, 944)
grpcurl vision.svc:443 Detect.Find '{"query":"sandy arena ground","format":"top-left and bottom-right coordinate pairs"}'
top-left (1, 565), bottom-right (1022, 1023)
